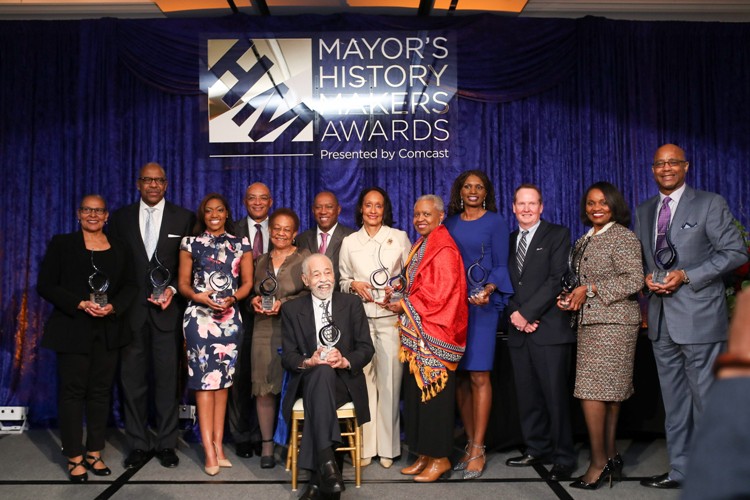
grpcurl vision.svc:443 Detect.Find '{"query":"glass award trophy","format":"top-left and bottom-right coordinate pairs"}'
top-left (369, 242), bottom-right (394, 302)
top-left (149, 250), bottom-right (171, 302)
top-left (386, 260), bottom-right (406, 304)
top-left (467, 244), bottom-right (490, 299)
top-left (318, 302), bottom-right (341, 360)
top-left (208, 270), bottom-right (231, 303)
top-left (260, 270), bottom-right (278, 310)
top-left (653, 231), bottom-right (678, 285)
top-left (559, 237), bottom-right (590, 308)
top-left (88, 251), bottom-right (110, 307)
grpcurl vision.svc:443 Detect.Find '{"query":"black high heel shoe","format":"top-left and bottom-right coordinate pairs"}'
top-left (85, 454), bottom-right (112, 476)
top-left (67, 458), bottom-right (89, 483)
top-left (260, 439), bottom-right (276, 469)
top-left (610, 453), bottom-right (624, 482)
top-left (569, 460), bottom-right (614, 490)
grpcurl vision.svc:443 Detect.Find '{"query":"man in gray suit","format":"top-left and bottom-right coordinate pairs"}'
top-left (296, 191), bottom-right (355, 291)
top-left (634, 143), bottom-right (748, 489)
top-left (228, 182), bottom-right (273, 458)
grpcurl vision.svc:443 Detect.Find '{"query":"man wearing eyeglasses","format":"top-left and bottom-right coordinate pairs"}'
top-left (108, 162), bottom-right (195, 469)
top-left (228, 182), bottom-right (273, 459)
top-left (634, 144), bottom-right (747, 489)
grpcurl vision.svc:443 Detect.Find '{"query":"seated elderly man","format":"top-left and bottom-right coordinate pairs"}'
top-left (281, 253), bottom-right (374, 499)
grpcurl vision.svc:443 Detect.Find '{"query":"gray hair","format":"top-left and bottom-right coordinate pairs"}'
top-left (415, 194), bottom-right (444, 212)
top-left (301, 253), bottom-right (334, 276)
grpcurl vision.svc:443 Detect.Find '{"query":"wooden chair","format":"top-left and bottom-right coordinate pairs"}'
top-left (285, 398), bottom-right (362, 491)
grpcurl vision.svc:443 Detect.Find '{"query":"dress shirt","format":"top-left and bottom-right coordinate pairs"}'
top-left (653, 183), bottom-right (686, 246)
top-left (248, 217), bottom-right (270, 253)
top-left (516, 219), bottom-right (541, 252)
top-left (139, 198), bottom-right (166, 243)
top-left (317, 223), bottom-right (339, 250)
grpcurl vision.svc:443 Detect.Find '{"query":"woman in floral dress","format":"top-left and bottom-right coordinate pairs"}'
top-left (178, 193), bottom-right (254, 475)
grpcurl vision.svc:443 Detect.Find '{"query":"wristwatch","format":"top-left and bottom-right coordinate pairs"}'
top-left (586, 284), bottom-right (596, 298)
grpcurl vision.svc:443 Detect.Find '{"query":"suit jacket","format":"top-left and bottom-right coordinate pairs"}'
top-left (635, 185), bottom-right (748, 343)
top-left (296, 223), bottom-right (355, 290)
top-left (507, 220), bottom-right (576, 346)
top-left (280, 292), bottom-right (374, 425)
top-left (108, 200), bottom-right (195, 334)
top-left (37, 231), bottom-right (137, 352)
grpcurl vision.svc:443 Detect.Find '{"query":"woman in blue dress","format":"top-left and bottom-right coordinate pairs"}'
top-left (178, 193), bottom-right (254, 476)
top-left (444, 170), bottom-right (513, 480)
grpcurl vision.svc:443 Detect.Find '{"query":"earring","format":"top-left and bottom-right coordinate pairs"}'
top-left (483, 199), bottom-right (486, 210)
top-left (460, 199), bottom-right (464, 210)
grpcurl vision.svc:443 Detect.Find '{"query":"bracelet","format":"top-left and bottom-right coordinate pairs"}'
top-left (713, 352), bottom-right (750, 376)
top-left (680, 269), bottom-right (690, 284)
top-left (231, 295), bottom-right (238, 304)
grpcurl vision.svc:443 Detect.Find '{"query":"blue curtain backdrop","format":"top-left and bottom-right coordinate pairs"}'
top-left (1, 13), bottom-right (748, 426)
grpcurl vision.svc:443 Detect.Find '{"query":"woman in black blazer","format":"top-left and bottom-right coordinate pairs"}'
top-left (37, 194), bottom-right (136, 482)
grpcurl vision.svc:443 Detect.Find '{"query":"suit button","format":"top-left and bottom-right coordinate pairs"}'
top-left (586, 304), bottom-right (591, 308)
top-left (518, 281), bottom-right (523, 286)
top-left (584, 257), bottom-right (588, 261)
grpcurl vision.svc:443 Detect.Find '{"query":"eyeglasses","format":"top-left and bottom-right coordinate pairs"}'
top-left (652, 159), bottom-right (687, 169)
top-left (138, 176), bottom-right (167, 186)
top-left (79, 207), bottom-right (107, 215)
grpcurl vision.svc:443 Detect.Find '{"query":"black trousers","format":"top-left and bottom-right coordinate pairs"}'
top-left (57, 332), bottom-right (118, 458)
top-left (120, 317), bottom-right (180, 450)
top-left (403, 363), bottom-right (456, 458)
top-left (508, 339), bottom-right (575, 467)
top-left (227, 325), bottom-right (260, 444)
top-left (298, 365), bottom-right (351, 471)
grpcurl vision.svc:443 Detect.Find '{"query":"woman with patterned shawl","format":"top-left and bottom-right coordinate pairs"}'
top-left (384, 194), bottom-right (468, 482)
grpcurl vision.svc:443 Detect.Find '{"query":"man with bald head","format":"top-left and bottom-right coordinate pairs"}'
top-left (634, 144), bottom-right (747, 489)
top-left (109, 162), bottom-right (195, 468)
top-left (296, 191), bottom-right (355, 291)
top-left (228, 182), bottom-right (273, 458)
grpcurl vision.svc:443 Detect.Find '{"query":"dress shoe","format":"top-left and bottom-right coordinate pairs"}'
top-left (570, 460), bottom-right (614, 490)
top-left (85, 454), bottom-right (112, 476)
top-left (260, 454), bottom-right (276, 468)
top-left (204, 464), bottom-right (220, 476)
top-left (640, 472), bottom-right (681, 489)
top-left (506, 454), bottom-right (544, 467)
top-left (156, 448), bottom-right (179, 468)
top-left (379, 457), bottom-right (393, 469)
top-left (235, 441), bottom-right (253, 458)
top-left (462, 444), bottom-right (486, 480)
top-left (453, 440), bottom-right (472, 471)
top-left (400, 455), bottom-right (429, 475)
top-left (318, 459), bottom-right (345, 494)
top-left (299, 483), bottom-right (321, 500)
top-left (124, 449), bottom-right (150, 469)
top-left (547, 463), bottom-right (574, 481)
top-left (359, 457), bottom-right (372, 467)
top-left (414, 457), bottom-right (451, 483)
top-left (67, 458), bottom-right (88, 483)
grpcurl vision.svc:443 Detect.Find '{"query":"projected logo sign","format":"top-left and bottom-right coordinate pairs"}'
top-left (202, 33), bottom-right (456, 160)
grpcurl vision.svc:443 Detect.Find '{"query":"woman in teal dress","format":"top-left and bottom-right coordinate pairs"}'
top-left (178, 193), bottom-right (254, 476)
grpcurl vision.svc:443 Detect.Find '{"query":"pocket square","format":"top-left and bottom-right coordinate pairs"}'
top-left (167, 234), bottom-right (182, 238)
top-left (681, 222), bottom-right (697, 229)
top-left (535, 247), bottom-right (544, 251)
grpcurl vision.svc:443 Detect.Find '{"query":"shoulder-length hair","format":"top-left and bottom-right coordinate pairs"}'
top-left (355, 187), bottom-right (394, 228)
top-left (447, 170), bottom-right (498, 216)
top-left (579, 181), bottom-right (631, 227)
top-left (193, 193), bottom-right (235, 235)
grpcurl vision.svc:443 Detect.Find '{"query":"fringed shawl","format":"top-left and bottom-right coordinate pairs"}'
top-left (398, 225), bottom-right (468, 402)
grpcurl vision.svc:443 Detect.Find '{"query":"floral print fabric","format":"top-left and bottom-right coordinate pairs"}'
top-left (181, 232), bottom-right (250, 390)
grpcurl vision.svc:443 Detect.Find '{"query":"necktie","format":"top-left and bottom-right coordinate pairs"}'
top-left (655, 197), bottom-right (672, 251)
top-left (144, 207), bottom-right (157, 259)
top-left (319, 232), bottom-right (329, 254)
top-left (516, 230), bottom-right (529, 275)
top-left (253, 223), bottom-right (263, 259)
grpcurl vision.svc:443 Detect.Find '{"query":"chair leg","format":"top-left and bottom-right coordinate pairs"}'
top-left (354, 419), bottom-right (361, 488)
top-left (290, 418), bottom-right (299, 491)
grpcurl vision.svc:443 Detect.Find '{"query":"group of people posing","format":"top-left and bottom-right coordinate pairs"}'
top-left (38, 143), bottom-right (747, 496)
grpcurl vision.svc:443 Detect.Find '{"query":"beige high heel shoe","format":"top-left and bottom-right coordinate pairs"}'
top-left (214, 443), bottom-right (232, 468)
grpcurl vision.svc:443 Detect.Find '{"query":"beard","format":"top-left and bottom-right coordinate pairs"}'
top-left (311, 281), bottom-right (334, 300)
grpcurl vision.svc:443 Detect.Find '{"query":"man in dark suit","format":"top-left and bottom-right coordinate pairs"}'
top-left (295, 191), bottom-right (355, 291)
top-left (228, 182), bottom-right (272, 458)
top-left (281, 253), bottom-right (374, 499)
top-left (504, 184), bottom-right (577, 481)
top-left (108, 162), bottom-right (195, 468)
top-left (634, 144), bottom-right (748, 489)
